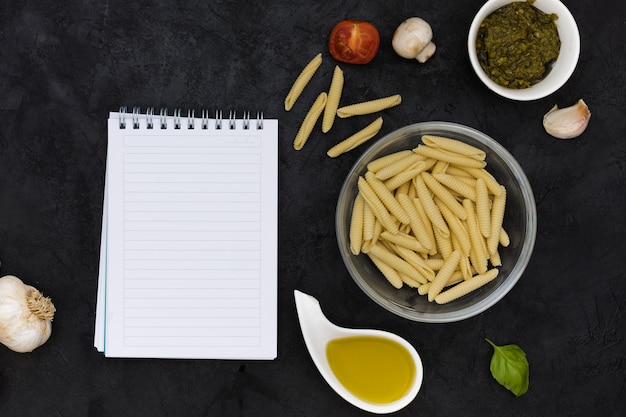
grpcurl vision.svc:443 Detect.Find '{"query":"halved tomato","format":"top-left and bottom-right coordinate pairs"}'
top-left (328, 20), bottom-right (380, 64)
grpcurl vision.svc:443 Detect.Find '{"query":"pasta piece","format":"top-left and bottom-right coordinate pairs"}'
top-left (413, 145), bottom-right (486, 169)
top-left (365, 171), bottom-right (410, 224)
top-left (422, 135), bottom-right (487, 160)
top-left (413, 175), bottom-right (450, 238)
top-left (431, 160), bottom-right (449, 174)
top-left (413, 197), bottom-right (437, 255)
top-left (396, 193), bottom-right (434, 251)
top-left (463, 199), bottom-right (489, 274)
top-left (380, 230), bottom-right (428, 254)
top-left (434, 227), bottom-right (453, 259)
top-left (428, 250), bottom-right (462, 302)
top-left (424, 257), bottom-right (445, 271)
top-left (384, 165), bottom-right (426, 191)
top-left (368, 243), bottom-right (426, 283)
top-left (368, 254), bottom-right (403, 289)
top-left (432, 173), bottom-right (477, 201)
top-left (285, 53), bottom-right (323, 111)
top-left (362, 219), bottom-right (383, 254)
top-left (453, 236), bottom-right (473, 280)
top-left (367, 150), bottom-right (413, 173)
top-left (444, 165), bottom-right (474, 178)
top-left (349, 193), bottom-right (365, 255)
top-left (436, 197), bottom-right (471, 256)
top-left (337, 94), bottom-right (402, 118)
top-left (327, 117), bottom-right (383, 158)
top-left (421, 171), bottom-right (467, 220)
top-left (445, 271), bottom-right (465, 287)
top-left (487, 185), bottom-right (507, 254)
top-left (293, 92), bottom-right (327, 150)
top-left (392, 244), bottom-right (434, 282)
top-left (322, 65), bottom-right (344, 133)
top-left (475, 178), bottom-right (491, 238)
top-left (434, 268), bottom-right (499, 304)
top-left (362, 200), bottom-right (376, 241)
top-left (357, 176), bottom-right (398, 234)
top-left (399, 272), bottom-right (423, 288)
top-left (375, 153), bottom-right (426, 180)
top-left (395, 181), bottom-right (411, 196)
top-left (499, 227), bottom-right (510, 247)
top-left (490, 249), bottom-right (502, 267)
top-left (457, 166), bottom-right (502, 196)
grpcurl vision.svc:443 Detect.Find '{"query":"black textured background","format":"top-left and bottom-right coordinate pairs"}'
top-left (1, 0), bottom-right (625, 416)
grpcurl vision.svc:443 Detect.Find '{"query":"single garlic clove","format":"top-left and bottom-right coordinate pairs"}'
top-left (542, 99), bottom-right (591, 139)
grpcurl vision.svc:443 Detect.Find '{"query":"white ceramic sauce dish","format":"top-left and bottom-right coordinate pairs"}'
top-left (294, 290), bottom-right (424, 414)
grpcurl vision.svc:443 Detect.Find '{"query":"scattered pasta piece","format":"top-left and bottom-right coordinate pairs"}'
top-left (322, 65), bottom-right (344, 133)
top-left (293, 92), bottom-right (327, 150)
top-left (327, 117), bottom-right (383, 158)
top-left (337, 94), bottom-right (402, 118)
top-left (285, 53), bottom-right (323, 111)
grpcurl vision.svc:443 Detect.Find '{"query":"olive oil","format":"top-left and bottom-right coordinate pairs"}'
top-left (326, 335), bottom-right (416, 404)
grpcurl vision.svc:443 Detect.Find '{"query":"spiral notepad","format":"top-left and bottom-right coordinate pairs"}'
top-left (95, 108), bottom-right (278, 359)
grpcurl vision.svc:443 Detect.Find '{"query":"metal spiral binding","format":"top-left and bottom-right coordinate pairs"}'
top-left (117, 107), bottom-right (264, 130)
top-left (159, 108), bottom-right (168, 129)
top-left (132, 107), bottom-right (141, 129)
top-left (146, 107), bottom-right (154, 129)
top-left (118, 106), bottom-right (127, 129)
top-left (187, 109), bottom-right (195, 129)
top-left (215, 110), bottom-right (223, 130)
top-left (228, 110), bottom-right (236, 130)
top-left (173, 109), bottom-right (181, 129)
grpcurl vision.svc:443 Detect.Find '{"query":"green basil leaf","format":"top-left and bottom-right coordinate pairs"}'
top-left (485, 338), bottom-right (529, 397)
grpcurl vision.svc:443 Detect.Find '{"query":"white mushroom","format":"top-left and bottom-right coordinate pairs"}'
top-left (392, 17), bottom-right (436, 63)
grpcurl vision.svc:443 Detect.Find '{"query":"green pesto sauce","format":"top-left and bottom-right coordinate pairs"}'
top-left (476, 0), bottom-right (560, 89)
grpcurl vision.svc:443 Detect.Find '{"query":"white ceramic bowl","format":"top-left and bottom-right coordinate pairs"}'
top-left (335, 122), bottom-right (537, 323)
top-left (468, 0), bottom-right (580, 101)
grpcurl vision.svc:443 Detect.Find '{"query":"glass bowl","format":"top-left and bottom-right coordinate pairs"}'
top-left (335, 122), bottom-right (537, 323)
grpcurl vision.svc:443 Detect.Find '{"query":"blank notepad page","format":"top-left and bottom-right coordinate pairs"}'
top-left (104, 112), bottom-right (278, 359)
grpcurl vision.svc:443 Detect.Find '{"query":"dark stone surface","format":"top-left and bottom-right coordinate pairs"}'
top-left (0, 0), bottom-right (624, 416)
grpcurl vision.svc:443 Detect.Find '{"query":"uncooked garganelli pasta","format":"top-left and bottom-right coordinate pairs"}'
top-left (293, 92), bottom-right (326, 151)
top-left (322, 65), bottom-right (344, 133)
top-left (347, 134), bottom-right (510, 304)
top-left (327, 117), bottom-right (383, 158)
top-left (337, 94), bottom-right (402, 118)
top-left (284, 53), bottom-right (323, 111)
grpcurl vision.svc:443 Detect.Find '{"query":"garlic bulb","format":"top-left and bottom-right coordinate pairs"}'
top-left (543, 99), bottom-right (591, 139)
top-left (0, 275), bottom-right (55, 352)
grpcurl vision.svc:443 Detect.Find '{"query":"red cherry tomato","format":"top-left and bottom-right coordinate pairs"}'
top-left (328, 20), bottom-right (380, 64)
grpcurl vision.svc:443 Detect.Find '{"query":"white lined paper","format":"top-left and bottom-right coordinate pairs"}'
top-left (95, 112), bottom-right (277, 359)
